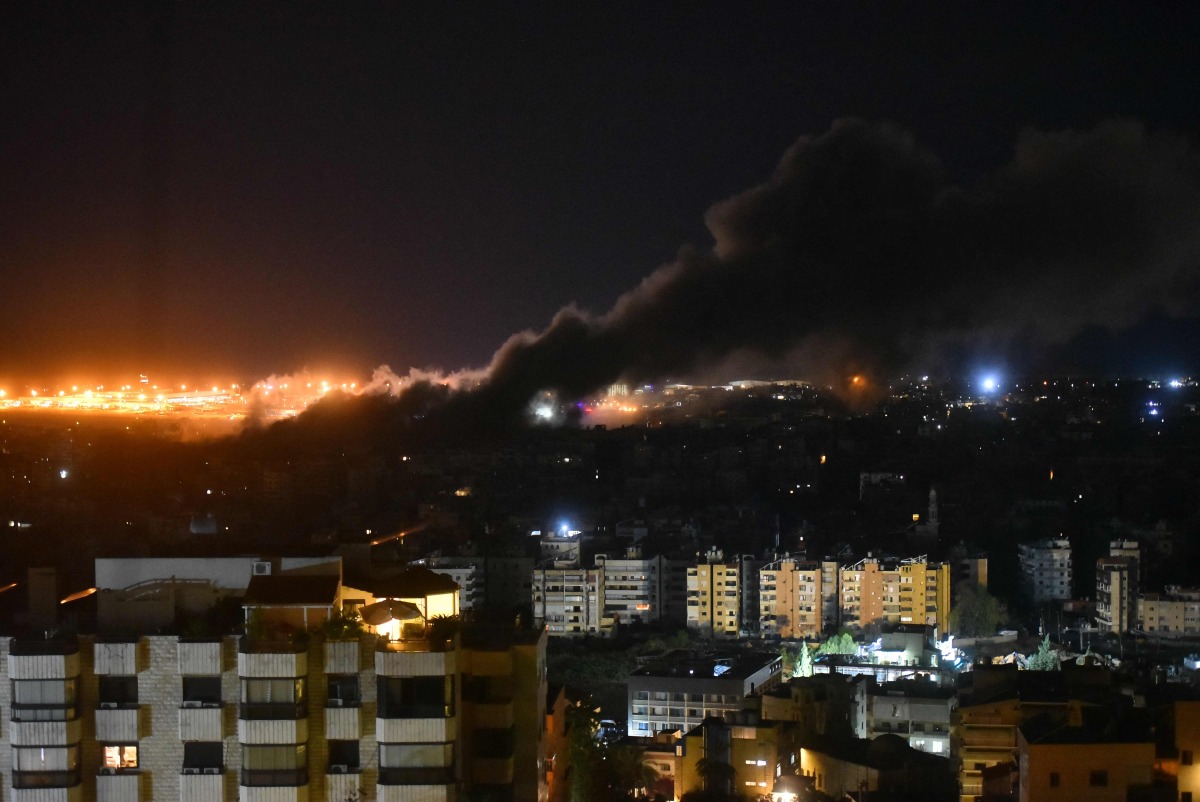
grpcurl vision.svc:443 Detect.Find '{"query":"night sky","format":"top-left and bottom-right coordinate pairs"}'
top-left (3, 4), bottom-right (1200, 390)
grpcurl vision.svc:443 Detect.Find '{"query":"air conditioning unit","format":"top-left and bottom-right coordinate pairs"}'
top-left (99, 702), bottom-right (118, 709)
top-left (182, 700), bottom-right (202, 708)
top-left (203, 768), bottom-right (220, 775)
top-left (252, 561), bottom-right (272, 576)
top-left (182, 768), bottom-right (201, 775)
top-left (328, 698), bottom-right (344, 707)
top-left (329, 765), bottom-right (347, 774)
top-left (100, 768), bottom-right (117, 776)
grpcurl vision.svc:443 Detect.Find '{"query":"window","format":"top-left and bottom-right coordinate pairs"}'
top-left (183, 742), bottom-right (223, 771)
top-left (240, 678), bottom-right (306, 719)
top-left (1049, 772), bottom-right (1059, 787)
top-left (241, 744), bottom-right (307, 787)
top-left (183, 676), bottom-right (222, 706)
top-left (1089, 770), bottom-right (1108, 787)
top-left (328, 740), bottom-right (359, 770)
top-left (13, 745), bottom-right (81, 788)
top-left (379, 743), bottom-right (454, 785)
top-left (378, 675), bottom-right (454, 718)
top-left (1184, 750), bottom-right (1194, 766)
top-left (102, 745), bottom-right (138, 770)
top-left (98, 676), bottom-right (138, 708)
top-left (12, 679), bottom-right (78, 720)
top-left (327, 675), bottom-right (360, 706)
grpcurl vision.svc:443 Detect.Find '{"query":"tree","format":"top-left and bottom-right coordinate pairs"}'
top-left (817, 631), bottom-right (856, 655)
top-left (796, 640), bottom-right (814, 677)
top-left (950, 583), bottom-right (1005, 637)
top-left (694, 757), bottom-right (737, 795)
top-left (565, 703), bottom-right (659, 802)
top-left (1024, 634), bottom-right (1060, 671)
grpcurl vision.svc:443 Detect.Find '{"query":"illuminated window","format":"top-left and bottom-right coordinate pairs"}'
top-left (103, 745), bottom-right (138, 769)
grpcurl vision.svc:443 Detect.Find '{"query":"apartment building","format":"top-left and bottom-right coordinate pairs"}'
top-left (1, 557), bottom-right (546, 802)
top-left (1139, 585), bottom-right (1200, 637)
top-left (531, 564), bottom-right (602, 636)
top-left (758, 557), bottom-right (836, 639)
top-left (1095, 555), bottom-right (1138, 634)
top-left (1018, 539), bottom-right (1073, 605)
top-left (838, 557), bottom-right (950, 635)
top-left (626, 650), bottom-right (782, 737)
top-left (868, 681), bottom-right (956, 756)
top-left (686, 553), bottom-right (744, 638)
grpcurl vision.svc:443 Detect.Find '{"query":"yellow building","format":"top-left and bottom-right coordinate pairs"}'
top-left (839, 557), bottom-right (950, 635)
top-left (688, 554), bottom-right (743, 637)
top-left (677, 717), bottom-right (793, 799)
top-left (1155, 700), bottom-right (1200, 802)
top-left (1017, 715), bottom-right (1154, 802)
top-left (1139, 585), bottom-right (1200, 637)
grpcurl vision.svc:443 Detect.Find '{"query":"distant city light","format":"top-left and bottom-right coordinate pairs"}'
top-left (980, 375), bottom-right (999, 393)
top-left (58, 469), bottom-right (68, 479)
top-left (535, 406), bottom-right (554, 420)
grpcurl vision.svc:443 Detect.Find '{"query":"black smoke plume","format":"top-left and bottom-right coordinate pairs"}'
top-left (284, 118), bottom-right (1200, 442)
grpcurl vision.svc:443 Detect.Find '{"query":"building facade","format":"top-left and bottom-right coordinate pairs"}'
top-left (1018, 539), bottom-right (1073, 605)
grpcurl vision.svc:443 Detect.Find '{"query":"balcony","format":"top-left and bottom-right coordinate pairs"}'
top-left (9, 717), bottom-right (83, 746)
top-left (471, 700), bottom-right (515, 729)
top-left (96, 770), bottom-right (140, 802)
top-left (180, 704), bottom-right (224, 741)
top-left (93, 640), bottom-right (140, 675)
top-left (95, 705), bottom-right (140, 741)
top-left (323, 640), bottom-right (361, 674)
top-left (180, 770), bottom-right (225, 802)
top-left (376, 644), bottom-right (456, 677)
top-left (12, 771), bottom-right (83, 798)
top-left (8, 638), bottom-right (80, 679)
top-left (238, 642), bottom-right (307, 678)
top-left (179, 639), bottom-right (225, 675)
top-left (324, 704), bottom-right (361, 740)
top-left (325, 770), bottom-right (364, 802)
top-left (377, 715), bottom-right (457, 744)
top-left (239, 715), bottom-right (309, 744)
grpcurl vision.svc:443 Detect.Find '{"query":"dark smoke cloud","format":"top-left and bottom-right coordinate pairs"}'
top-left (285, 118), bottom-right (1200, 440)
top-left (448, 118), bottom-right (1200, 421)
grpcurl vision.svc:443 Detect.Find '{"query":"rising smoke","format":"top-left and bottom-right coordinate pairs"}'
top-left (293, 118), bottom-right (1200, 437)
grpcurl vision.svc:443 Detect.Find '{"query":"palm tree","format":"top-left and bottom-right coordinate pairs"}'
top-left (695, 757), bottom-right (736, 795)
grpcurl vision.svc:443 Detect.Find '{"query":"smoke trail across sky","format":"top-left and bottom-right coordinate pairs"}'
top-left (294, 118), bottom-right (1200, 436)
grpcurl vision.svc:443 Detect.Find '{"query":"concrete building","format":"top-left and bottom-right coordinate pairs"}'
top-left (1016, 711), bottom-right (1155, 802)
top-left (1018, 539), bottom-right (1073, 605)
top-left (531, 564), bottom-right (602, 637)
top-left (838, 557), bottom-right (951, 635)
top-left (676, 717), bottom-right (794, 800)
top-left (868, 681), bottom-right (956, 756)
top-left (686, 552), bottom-right (744, 638)
top-left (594, 550), bottom-right (668, 630)
top-left (1094, 555), bottom-right (1138, 634)
top-left (0, 556), bottom-right (547, 802)
top-left (626, 650), bottom-right (782, 737)
top-left (1139, 585), bottom-right (1200, 637)
top-left (758, 557), bottom-right (836, 640)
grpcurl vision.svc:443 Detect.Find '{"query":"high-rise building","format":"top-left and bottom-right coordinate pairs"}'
top-left (1017, 539), bottom-right (1073, 605)
top-left (838, 557), bottom-right (951, 635)
top-left (758, 558), bottom-right (835, 640)
top-left (686, 551), bottom-right (744, 638)
top-left (1095, 555), bottom-right (1138, 634)
top-left (1, 556), bottom-right (546, 802)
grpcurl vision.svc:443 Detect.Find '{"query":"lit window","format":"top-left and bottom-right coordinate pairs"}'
top-left (103, 745), bottom-right (138, 769)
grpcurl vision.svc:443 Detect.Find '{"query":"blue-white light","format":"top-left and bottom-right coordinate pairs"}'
top-left (980, 375), bottom-right (999, 393)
